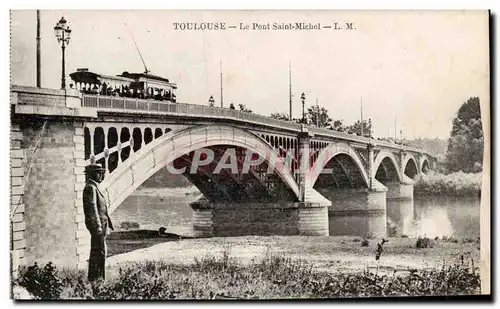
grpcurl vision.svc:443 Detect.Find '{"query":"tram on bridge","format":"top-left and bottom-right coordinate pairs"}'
top-left (69, 68), bottom-right (177, 102)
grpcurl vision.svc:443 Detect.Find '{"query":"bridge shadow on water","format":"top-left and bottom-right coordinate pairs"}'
top-left (106, 230), bottom-right (192, 257)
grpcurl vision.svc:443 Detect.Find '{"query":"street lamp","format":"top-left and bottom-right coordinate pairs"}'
top-left (54, 16), bottom-right (72, 89)
top-left (368, 118), bottom-right (372, 138)
top-left (300, 92), bottom-right (306, 123)
top-left (208, 95), bottom-right (215, 107)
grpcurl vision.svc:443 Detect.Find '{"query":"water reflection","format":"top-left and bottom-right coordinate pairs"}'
top-left (112, 188), bottom-right (199, 237)
top-left (386, 198), bottom-right (414, 236)
top-left (329, 214), bottom-right (386, 238)
top-left (388, 196), bottom-right (480, 238)
top-left (113, 188), bottom-right (480, 239)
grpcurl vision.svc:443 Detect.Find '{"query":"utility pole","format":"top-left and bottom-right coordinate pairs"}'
top-left (289, 61), bottom-right (292, 121)
top-left (220, 61), bottom-right (224, 108)
top-left (36, 10), bottom-right (41, 88)
top-left (394, 114), bottom-right (397, 140)
top-left (360, 97), bottom-right (364, 137)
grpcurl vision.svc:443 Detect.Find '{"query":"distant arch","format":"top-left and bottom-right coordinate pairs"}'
top-left (420, 157), bottom-right (430, 174)
top-left (373, 150), bottom-right (401, 182)
top-left (403, 154), bottom-right (419, 179)
top-left (309, 142), bottom-right (369, 188)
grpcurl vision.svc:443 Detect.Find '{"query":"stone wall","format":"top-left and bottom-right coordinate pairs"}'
top-left (316, 187), bottom-right (387, 237)
top-left (14, 119), bottom-right (84, 268)
top-left (11, 124), bottom-right (26, 276)
top-left (384, 182), bottom-right (415, 236)
top-left (385, 182), bottom-right (413, 200)
top-left (191, 201), bottom-right (328, 237)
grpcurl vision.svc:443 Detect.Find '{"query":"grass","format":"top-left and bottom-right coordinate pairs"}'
top-left (14, 250), bottom-right (481, 300)
top-left (414, 171), bottom-right (482, 197)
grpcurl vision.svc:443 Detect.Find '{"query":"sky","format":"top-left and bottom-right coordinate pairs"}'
top-left (10, 10), bottom-right (489, 139)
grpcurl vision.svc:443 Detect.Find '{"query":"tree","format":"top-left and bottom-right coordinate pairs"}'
top-left (270, 112), bottom-right (290, 121)
top-left (306, 105), bottom-right (332, 128)
top-left (229, 103), bottom-right (235, 110)
top-left (238, 104), bottom-right (253, 113)
top-left (331, 119), bottom-right (347, 132)
top-left (345, 119), bottom-right (373, 138)
top-left (445, 97), bottom-right (483, 173)
top-left (407, 137), bottom-right (448, 157)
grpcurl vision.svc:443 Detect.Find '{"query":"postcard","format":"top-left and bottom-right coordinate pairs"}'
top-left (10, 9), bottom-right (490, 300)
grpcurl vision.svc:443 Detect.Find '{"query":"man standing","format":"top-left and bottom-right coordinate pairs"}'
top-left (83, 163), bottom-right (114, 282)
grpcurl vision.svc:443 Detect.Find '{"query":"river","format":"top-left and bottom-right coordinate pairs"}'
top-left (112, 187), bottom-right (480, 238)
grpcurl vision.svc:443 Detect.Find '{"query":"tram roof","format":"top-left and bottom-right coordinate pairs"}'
top-left (70, 69), bottom-right (177, 88)
top-left (119, 72), bottom-right (169, 82)
top-left (70, 70), bottom-right (134, 85)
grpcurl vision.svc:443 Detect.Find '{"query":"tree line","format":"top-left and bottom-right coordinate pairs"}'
top-left (270, 106), bottom-right (373, 138)
top-left (445, 97), bottom-right (483, 173)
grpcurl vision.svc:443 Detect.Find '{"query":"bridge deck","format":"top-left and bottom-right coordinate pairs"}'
top-left (10, 85), bottom-right (432, 156)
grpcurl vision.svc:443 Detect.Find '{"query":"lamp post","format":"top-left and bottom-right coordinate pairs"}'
top-left (368, 118), bottom-right (372, 139)
top-left (301, 92), bottom-right (306, 123)
top-left (54, 16), bottom-right (72, 89)
top-left (208, 95), bottom-right (215, 107)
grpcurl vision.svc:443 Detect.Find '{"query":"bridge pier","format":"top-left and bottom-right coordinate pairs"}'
top-left (316, 185), bottom-right (387, 238)
top-left (190, 199), bottom-right (329, 237)
top-left (385, 179), bottom-right (414, 236)
top-left (10, 118), bottom-right (90, 270)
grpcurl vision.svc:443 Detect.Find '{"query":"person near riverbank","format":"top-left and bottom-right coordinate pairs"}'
top-left (83, 163), bottom-right (114, 282)
top-left (375, 238), bottom-right (388, 261)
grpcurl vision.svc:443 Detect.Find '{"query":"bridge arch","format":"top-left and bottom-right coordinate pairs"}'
top-left (373, 150), bottom-right (401, 183)
top-left (402, 153), bottom-right (419, 179)
top-left (419, 156), bottom-right (430, 174)
top-left (309, 142), bottom-right (369, 188)
top-left (100, 125), bottom-right (300, 213)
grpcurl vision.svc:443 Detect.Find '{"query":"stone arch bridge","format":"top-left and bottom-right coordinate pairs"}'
top-left (10, 86), bottom-right (435, 269)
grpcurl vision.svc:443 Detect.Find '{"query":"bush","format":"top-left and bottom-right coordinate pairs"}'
top-left (414, 171), bottom-right (482, 197)
top-left (416, 237), bottom-right (432, 249)
top-left (16, 262), bottom-right (63, 300)
top-left (360, 239), bottom-right (370, 247)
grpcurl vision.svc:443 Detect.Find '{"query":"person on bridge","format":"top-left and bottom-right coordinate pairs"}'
top-left (83, 163), bottom-right (114, 282)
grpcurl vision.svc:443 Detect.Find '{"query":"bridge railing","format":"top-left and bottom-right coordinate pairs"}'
top-left (82, 94), bottom-right (428, 156)
top-left (309, 126), bottom-right (424, 153)
top-left (82, 94), bottom-right (303, 131)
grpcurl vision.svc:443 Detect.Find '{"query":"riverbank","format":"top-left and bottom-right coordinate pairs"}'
top-left (414, 171), bottom-right (482, 197)
top-left (133, 186), bottom-right (201, 197)
top-left (107, 235), bottom-right (480, 274)
top-left (15, 235), bottom-right (481, 299)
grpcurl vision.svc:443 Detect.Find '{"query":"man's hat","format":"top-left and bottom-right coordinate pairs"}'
top-left (85, 163), bottom-right (106, 174)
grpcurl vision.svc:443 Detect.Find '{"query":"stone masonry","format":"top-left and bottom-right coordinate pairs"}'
top-left (11, 124), bottom-right (26, 277)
